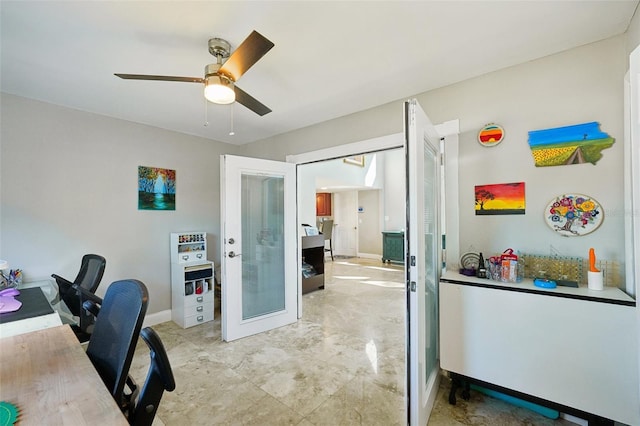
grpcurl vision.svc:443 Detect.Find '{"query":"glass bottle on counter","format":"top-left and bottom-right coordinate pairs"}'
top-left (477, 252), bottom-right (487, 278)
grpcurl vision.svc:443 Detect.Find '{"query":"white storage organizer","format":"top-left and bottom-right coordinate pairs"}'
top-left (170, 232), bottom-right (214, 328)
top-left (170, 232), bottom-right (207, 264)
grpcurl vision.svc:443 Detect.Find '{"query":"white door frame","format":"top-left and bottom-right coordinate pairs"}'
top-left (287, 122), bottom-right (460, 317)
top-left (288, 133), bottom-right (404, 318)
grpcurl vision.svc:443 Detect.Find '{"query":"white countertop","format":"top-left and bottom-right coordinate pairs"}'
top-left (441, 270), bottom-right (635, 305)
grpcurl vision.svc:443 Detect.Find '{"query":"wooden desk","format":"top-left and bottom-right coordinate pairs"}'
top-left (0, 325), bottom-right (128, 425)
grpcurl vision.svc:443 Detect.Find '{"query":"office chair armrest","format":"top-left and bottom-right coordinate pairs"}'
top-left (51, 273), bottom-right (73, 287)
top-left (141, 327), bottom-right (176, 391)
top-left (79, 284), bottom-right (104, 318)
top-left (51, 274), bottom-right (74, 301)
top-left (82, 300), bottom-right (101, 318)
top-left (71, 283), bottom-right (103, 304)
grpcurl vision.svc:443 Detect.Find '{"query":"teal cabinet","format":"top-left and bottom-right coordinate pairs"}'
top-left (382, 231), bottom-right (404, 263)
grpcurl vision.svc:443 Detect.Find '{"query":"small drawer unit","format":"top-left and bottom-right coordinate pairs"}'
top-left (171, 232), bottom-right (207, 264)
top-left (170, 231), bottom-right (215, 328)
top-left (182, 292), bottom-right (214, 328)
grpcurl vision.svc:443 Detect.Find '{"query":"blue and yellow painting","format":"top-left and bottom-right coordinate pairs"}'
top-left (528, 122), bottom-right (614, 167)
top-left (138, 166), bottom-right (176, 210)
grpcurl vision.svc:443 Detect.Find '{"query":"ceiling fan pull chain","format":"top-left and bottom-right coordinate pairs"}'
top-left (229, 104), bottom-right (235, 136)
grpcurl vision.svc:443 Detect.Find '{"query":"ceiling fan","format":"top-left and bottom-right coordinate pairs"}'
top-left (115, 30), bottom-right (274, 116)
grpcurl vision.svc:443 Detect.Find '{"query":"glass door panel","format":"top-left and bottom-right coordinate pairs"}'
top-left (241, 174), bottom-right (285, 319)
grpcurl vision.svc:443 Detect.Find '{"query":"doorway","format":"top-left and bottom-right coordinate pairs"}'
top-left (294, 141), bottom-right (407, 419)
top-left (289, 120), bottom-right (459, 424)
top-left (296, 146), bottom-right (406, 262)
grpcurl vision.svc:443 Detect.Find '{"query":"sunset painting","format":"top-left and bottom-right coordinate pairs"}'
top-left (475, 182), bottom-right (525, 215)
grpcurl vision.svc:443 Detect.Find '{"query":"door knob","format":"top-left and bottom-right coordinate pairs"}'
top-left (228, 251), bottom-right (242, 258)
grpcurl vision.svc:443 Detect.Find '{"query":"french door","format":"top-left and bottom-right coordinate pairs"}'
top-left (220, 155), bottom-right (298, 341)
top-left (405, 99), bottom-right (442, 425)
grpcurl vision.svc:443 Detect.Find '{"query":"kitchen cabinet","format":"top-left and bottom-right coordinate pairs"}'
top-left (316, 192), bottom-right (331, 216)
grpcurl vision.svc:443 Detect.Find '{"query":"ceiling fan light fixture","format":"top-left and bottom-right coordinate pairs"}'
top-left (204, 74), bottom-right (235, 104)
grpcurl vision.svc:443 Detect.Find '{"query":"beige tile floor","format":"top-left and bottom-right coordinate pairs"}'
top-left (129, 257), bottom-right (575, 425)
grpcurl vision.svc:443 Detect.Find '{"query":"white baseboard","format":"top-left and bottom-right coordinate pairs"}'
top-left (357, 252), bottom-right (382, 260)
top-left (143, 309), bottom-right (172, 328)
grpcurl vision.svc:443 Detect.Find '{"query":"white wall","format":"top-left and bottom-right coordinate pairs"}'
top-left (246, 36), bottom-right (629, 281)
top-left (383, 148), bottom-right (405, 231)
top-left (0, 94), bottom-right (240, 313)
top-left (627, 6), bottom-right (640, 57)
top-left (419, 36), bottom-right (626, 267)
top-left (297, 150), bottom-right (405, 233)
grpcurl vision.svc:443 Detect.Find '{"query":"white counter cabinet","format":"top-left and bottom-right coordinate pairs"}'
top-left (439, 271), bottom-right (638, 425)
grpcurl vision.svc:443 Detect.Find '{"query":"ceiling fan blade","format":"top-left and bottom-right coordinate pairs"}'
top-left (219, 31), bottom-right (274, 82)
top-left (234, 86), bottom-right (271, 116)
top-left (115, 73), bottom-right (204, 83)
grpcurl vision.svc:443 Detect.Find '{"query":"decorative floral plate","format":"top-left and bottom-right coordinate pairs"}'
top-left (544, 193), bottom-right (603, 237)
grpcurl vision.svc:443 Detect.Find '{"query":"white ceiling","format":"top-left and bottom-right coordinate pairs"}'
top-left (1, 1), bottom-right (637, 145)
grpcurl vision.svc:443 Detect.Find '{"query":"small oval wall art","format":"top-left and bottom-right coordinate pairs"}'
top-left (477, 123), bottom-right (505, 147)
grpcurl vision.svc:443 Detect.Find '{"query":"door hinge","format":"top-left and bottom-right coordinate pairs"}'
top-left (410, 255), bottom-right (416, 267)
top-left (410, 281), bottom-right (417, 292)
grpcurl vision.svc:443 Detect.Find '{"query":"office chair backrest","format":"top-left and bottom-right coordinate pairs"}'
top-left (322, 219), bottom-right (333, 240)
top-left (129, 327), bottom-right (176, 426)
top-left (55, 254), bottom-right (106, 317)
top-left (77, 254), bottom-right (107, 293)
top-left (86, 279), bottom-right (148, 410)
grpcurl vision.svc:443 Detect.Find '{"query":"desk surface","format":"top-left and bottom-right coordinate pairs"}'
top-left (0, 287), bottom-right (54, 324)
top-left (0, 325), bottom-right (128, 425)
top-left (0, 287), bottom-right (63, 338)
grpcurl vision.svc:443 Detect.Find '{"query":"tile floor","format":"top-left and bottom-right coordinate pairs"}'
top-left (129, 257), bottom-right (576, 425)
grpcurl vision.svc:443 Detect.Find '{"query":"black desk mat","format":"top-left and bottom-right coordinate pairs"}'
top-left (0, 287), bottom-right (54, 324)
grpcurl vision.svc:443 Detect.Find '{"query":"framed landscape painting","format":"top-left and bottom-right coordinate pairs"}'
top-left (138, 166), bottom-right (176, 211)
top-left (475, 182), bottom-right (525, 215)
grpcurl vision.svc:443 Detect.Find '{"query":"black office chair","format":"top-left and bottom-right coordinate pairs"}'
top-left (128, 327), bottom-right (176, 426)
top-left (51, 254), bottom-right (106, 342)
top-left (84, 279), bottom-right (148, 416)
